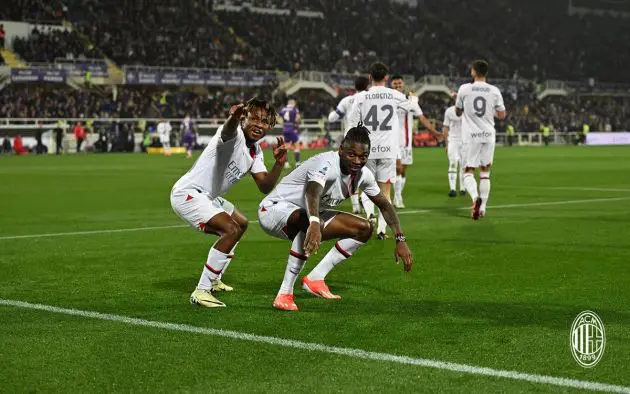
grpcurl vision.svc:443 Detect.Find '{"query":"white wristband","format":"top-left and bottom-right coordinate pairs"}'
top-left (309, 216), bottom-right (320, 224)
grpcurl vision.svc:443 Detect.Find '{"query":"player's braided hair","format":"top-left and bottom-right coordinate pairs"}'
top-left (245, 96), bottom-right (277, 128)
top-left (343, 121), bottom-right (371, 150)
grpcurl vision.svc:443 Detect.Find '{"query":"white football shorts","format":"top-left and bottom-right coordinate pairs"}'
top-left (462, 140), bottom-right (495, 168)
top-left (365, 158), bottom-right (396, 183)
top-left (170, 188), bottom-right (234, 231)
top-left (447, 140), bottom-right (463, 163)
top-left (258, 200), bottom-right (338, 240)
top-left (397, 146), bottom-right (413, 165)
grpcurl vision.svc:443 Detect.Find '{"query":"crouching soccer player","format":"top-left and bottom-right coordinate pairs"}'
top-left (258, 123), bottom-right (413, 311)
top-left (170, 98), bottom-right (287, 307)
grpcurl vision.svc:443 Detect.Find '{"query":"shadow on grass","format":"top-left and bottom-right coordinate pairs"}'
top-left (153, 277), bottom-right (630, 329)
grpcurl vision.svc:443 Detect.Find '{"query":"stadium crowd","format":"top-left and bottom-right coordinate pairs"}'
top-left (12, 27), bottom-right (99, 63)
top-left (4, 0), bottom-right (629, 83)
top-left (2, 0), bottom-right (629, 135)
top-left (2, 84), bottom-right (628, 133)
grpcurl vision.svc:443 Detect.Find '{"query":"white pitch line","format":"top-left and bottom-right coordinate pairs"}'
top-left (0, 224), bottom-right (188, 240)
top-left (1, 197), bottom-right (629, 241)
top-left (397, 209), bottom-right (432, 215)
top-left (548, 187), bottom-right (630, 193)
top-left (461, 196), bottom-right (630, 210)
top-left (1, 299), bottom-right (628, 393)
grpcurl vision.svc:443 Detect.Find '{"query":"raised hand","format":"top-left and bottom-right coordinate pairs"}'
top-left (273, 137), bottom-right (288, 166)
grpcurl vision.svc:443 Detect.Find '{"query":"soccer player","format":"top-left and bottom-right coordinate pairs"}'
top-left (278, 98), bottom-right (302, 168)
top-left (258, 123), bottom-right (413, 311)
top-left (170, 98), bottom-right (287, 307)
top-left (181, 115), bottom-right (197, 159)
top-left (328, 76), bottom-right (370, 214)
top-left (456, 60), bottom-right (507, 219)
top-left (346, 63), bottom-right (427, 239)
top-left (442, 92), bottom-right (466, 197)
top-left (389, 76), bottom-right (440, 208)
top-left (157, 118), bottom-right (172, 156)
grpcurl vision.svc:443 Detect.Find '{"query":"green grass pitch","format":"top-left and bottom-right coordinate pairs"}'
top-left (1, 146), bottom-right (629, 393)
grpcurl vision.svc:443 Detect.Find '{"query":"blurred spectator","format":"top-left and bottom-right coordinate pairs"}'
top-left (0, 24), bottom-right (6, 48)
top-left (1, 136), bottom-right (12, 154)
top-left (73, 121), bottom-right (86, 152)
top-left (14, 135), bottom-right (28, 155)
top-left (13, 27), bottom-right (100, 63)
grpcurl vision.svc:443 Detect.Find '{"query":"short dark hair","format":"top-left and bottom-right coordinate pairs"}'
top-left (391, 74), bottom-right (403, 81)
top-left (369, 62), bottom-right (389, 82)
top-left (472, 60), bottom-right (489, 77)
top-left (354, 76), bottom-right (369, 91)
top-left (343, 122), bottom-right (371, 150)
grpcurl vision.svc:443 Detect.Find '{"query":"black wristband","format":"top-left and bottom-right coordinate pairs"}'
top-left (395, 233), bottom-right (406, 243)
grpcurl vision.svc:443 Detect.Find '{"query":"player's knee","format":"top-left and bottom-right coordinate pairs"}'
top-left (221, 220), bottom-right (242, 239)
top-left (355, 219), bottom-right (373, 242)
top-left (234, 215), bottom-right (249, 233)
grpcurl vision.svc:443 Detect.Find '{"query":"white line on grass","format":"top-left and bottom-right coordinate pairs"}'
top-left (461, 196), bottom-right (630, 210)
top-left (0, 225), bottom-right (188, 240)
top-left (1, 299), bottom-right (628, 393)
top-left (2, 197), bottom-right (629, 241)
top-left (548, 187), bottom-right (630, 193)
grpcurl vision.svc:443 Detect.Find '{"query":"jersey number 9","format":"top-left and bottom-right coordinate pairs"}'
top-left (473, 96), bottom-right (486, 117)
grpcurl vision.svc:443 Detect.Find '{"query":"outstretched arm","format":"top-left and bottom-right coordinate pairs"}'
top-left (419, 115), bottom-right (443, 141)
top-left (251, 137), bottom-right (288, 194)
top-left (221, 103), bottom-right (246, 142)
top-left (369, 192), bottom-right (413, 272)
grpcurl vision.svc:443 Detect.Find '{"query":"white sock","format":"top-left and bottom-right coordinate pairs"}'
top-left (197, 247), bottom-right (230, 290)
top-left (350, 193), bottom-right (360, 212)
top-left (218, 242), bottom-right (238, 280)
top-left (278, 232), bottom-right (306, 295)
top-left (448, 161), bottom-right (457, 191)
top-left (361, 192), bottom-right (374, 218)
top-left (394, 175), bottom-right (402, 202)
top-left (401, 176), bottom-right (407, 195)
top-left (479, 172), bottom-right (490, 211)
top-left (463, 172), bottom-right (479, 201)
top-left (459, 163), bottom-right (465, 192)
top-left (377, 208), bottom-right (387, 234)
top-left (306, 238), bottom-right (364, 281)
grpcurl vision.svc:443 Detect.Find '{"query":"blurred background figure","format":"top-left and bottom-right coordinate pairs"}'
top-left (181, 115), bottom-right (197, 159)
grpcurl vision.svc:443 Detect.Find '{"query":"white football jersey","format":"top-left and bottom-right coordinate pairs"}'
top-left (172, 125), bottom-right (267, 199)
top-left (397, 101), bottom-right (422, 149)
top-left (157, 121), bottom-right (172, 138)
top-left (263, 151), bottom-right (381, 210)
top-left (443, 106), bottom-right (462, 142)
top-left (345, 86), bottom-right (421, 160)
top-left (329, 94), bottom-right (357, 131)
top-left (456, 81), bottom-right (505, 143)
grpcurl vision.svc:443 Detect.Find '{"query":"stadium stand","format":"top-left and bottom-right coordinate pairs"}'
top-left (66, 0), bottom-right (262, 69)
top-left (1, 0), bottom-right (629, 151)
top-left (4, 0), bottom-right (629, 82)
top-left (13, 27), bottom-right (100, 63)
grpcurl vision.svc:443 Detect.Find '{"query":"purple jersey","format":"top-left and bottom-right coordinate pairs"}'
top-left (279, 105), bottom-right (300, 133)
top-left (182, 120), bottom-right (196, 148)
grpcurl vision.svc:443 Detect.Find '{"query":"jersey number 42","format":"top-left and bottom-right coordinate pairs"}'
top-left (364, 105), bottom-right (394, 132)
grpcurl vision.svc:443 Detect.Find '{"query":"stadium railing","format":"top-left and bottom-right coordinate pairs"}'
top-left (0, 117), bottom-right (587, 154)
top-left (0, 117), bottom-right (332, 154)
